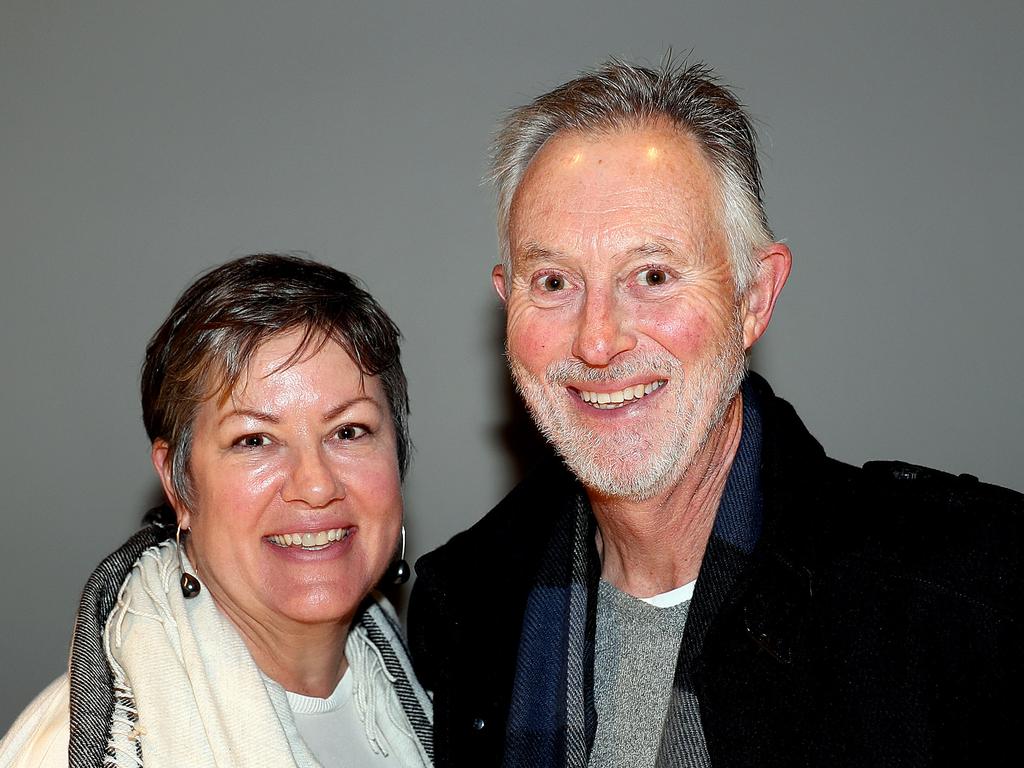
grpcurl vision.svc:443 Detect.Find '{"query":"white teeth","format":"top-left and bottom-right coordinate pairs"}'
top-left (267, 527), bottom-right (351, 548)
top-left (577, 380), bottom-right (665, 409)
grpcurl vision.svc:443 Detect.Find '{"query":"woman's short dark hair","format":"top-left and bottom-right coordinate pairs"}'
top-left (141, 254), bottom-right (410, 508)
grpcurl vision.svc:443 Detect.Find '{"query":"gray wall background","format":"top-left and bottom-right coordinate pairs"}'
top-left (2, 0), bottom-right (1021, 732)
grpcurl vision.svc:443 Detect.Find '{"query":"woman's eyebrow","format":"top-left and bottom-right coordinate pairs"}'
top-left (217, 397), bottom-right (380, 427)
top-left (322, 396), bottom-right (379, 423)
top-left (218, 407), bottom-right (280, 426)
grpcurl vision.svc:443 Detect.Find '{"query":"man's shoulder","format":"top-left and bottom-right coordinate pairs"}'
top-left (828, 456), bottom-right (1023, 548)
top-left (801, 455), bottom-right (1024, 613)
top-left (821, 454), bottom-right (1023, 520)
top-left (856, 458), bottom-right (1022, 509)
top-left (754, 373), bottom-right (1023, 610)
top-left (756, 372), bottom-right (1022, 536)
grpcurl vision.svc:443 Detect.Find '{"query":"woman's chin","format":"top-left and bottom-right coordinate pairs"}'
top-left (261, 570), bottom-right (382, 629)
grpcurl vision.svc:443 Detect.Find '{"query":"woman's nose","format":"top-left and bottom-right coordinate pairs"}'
top-left (282, 446), bottom-right (343, 507)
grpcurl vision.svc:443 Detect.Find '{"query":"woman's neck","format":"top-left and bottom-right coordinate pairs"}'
top-left (213, 596), bottom-right (351, 698)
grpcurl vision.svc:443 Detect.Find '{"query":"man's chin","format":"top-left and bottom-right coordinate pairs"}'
top-left (545, 388), bottom-right (743, 503)
top-left (514, 389), bottom-right (696, 500)
top-left (550, 441), bottom-right (683, 502)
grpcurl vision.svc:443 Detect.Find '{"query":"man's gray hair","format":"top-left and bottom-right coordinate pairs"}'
top-left (488, 57), bottom-right (775, 293)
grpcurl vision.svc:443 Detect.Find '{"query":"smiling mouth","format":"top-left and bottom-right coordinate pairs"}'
top-left (266, 527), bottom-right (353, 550)
top-left (573, 380), bottom-right (666, 410)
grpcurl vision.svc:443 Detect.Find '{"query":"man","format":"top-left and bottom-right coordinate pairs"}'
top-left (408, 58), bottom-right (1024, 768)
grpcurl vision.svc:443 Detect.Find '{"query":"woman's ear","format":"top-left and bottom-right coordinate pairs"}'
top-left (151, 440), bottom-right (191, 529)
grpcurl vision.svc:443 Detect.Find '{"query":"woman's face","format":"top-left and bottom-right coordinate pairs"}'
top-left (155, 330), bottom-right (402, 634)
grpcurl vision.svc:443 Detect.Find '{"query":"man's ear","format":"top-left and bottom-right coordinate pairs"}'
top-left (741, 242), bottom-right (792, 350)
top-left (151, 439), bottom-right (191, 529)
top-left (491, 264), bottom-right (508, 303)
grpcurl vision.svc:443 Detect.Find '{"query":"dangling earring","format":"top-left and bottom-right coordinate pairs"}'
top-left (177, 525), bottom-right (202, 599)
top-left (385, 524), bottom-right (410, 585)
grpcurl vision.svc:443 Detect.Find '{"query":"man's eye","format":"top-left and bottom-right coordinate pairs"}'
top-left (337, 425), bottom-right (368, 441)
top-left (537, 274), bottom-right (566, 292)
top-left (638, 268), bottom-right (669, 286)
top-left (236, 434), bottom-right (270, 448)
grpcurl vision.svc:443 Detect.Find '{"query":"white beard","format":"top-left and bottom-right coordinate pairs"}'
top-left (508, 315), bottom-right (747, 502)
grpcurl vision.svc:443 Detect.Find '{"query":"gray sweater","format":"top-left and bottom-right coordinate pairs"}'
top-left (588, 580), bottom-right (708, 768)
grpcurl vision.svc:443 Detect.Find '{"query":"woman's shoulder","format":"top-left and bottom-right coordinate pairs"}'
top-left (0, 675), bottom-right (70, 768)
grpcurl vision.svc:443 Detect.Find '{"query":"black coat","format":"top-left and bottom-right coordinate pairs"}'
top-left (409, 376), bottom-right (1024, 767)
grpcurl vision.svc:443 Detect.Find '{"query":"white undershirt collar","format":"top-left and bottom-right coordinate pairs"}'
top-left (641, 579), bottom-right (696, 608)
top-left (285, 669), bottom-right (351, 715)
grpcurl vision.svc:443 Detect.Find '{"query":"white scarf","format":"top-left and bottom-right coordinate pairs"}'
top-left (103, 541), bottom-right (431, 768)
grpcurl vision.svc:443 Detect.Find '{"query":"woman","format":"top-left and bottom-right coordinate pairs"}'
top-left (0, 254), bottom-right (433, 767)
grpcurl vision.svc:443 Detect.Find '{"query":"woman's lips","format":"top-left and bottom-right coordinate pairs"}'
top-left (265, 527), bottom-right (353, 550)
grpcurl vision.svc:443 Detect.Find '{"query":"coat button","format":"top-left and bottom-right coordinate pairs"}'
top-left (472, 717), bottom-right (486, 731)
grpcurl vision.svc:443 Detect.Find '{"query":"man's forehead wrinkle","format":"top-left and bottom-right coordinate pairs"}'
top-left (521, 176), bottom-right (715, 227)
top-left (515, 222), bottom-right (716, 266)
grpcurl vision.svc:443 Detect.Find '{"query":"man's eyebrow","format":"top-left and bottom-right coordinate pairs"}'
top-left (627, 242), bottom-right (676, 259)
top-left (514, 242), bottom-right (565, 269)
top-left (515, 241), bottom-right (678, 268)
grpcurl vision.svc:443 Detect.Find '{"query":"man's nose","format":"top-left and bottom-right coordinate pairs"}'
top-left (282, 445), bottom-right (343, 507)
top-left (571, 287), bottom-right (637, 366)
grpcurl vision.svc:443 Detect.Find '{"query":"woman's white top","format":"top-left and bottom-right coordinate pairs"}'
top-left (286, 670), bottom-right (398, 766)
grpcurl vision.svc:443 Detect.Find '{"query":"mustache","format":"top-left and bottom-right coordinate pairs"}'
top-left (544, 354), bottom-right (677, 385)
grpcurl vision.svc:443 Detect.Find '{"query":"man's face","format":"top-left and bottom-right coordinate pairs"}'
top-left (497, 123), bottom-right (752, 501)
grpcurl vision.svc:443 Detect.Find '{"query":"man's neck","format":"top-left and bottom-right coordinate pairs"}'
top-left (591, 395), bottom-right (744, 599)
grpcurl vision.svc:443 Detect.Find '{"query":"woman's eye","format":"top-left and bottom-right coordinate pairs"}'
top-left (236, 434), bottom-right (270, 448)
top-left (638, 268), bottom-right (670, 286)
top-left (537, 274), bottom-right (566, 292)
top-left (337, 425), bottom-right (368, 441)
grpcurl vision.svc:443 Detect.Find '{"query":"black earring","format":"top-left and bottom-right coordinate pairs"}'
top-left (177, 525), bottom-right (202, 599)
top-left (385, 524), bottom-right (411, 585)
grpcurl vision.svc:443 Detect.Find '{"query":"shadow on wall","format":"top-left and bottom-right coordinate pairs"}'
top-left (486, 304), bottom-right (559, 488)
